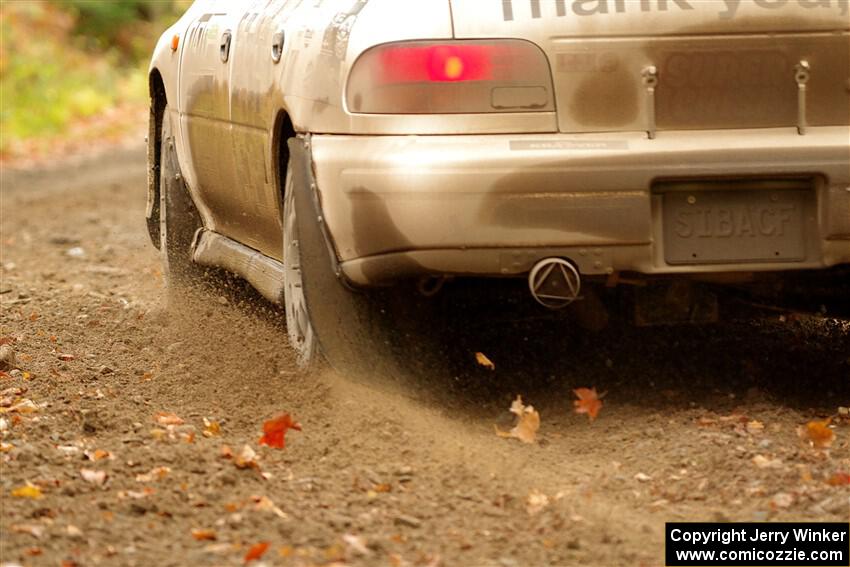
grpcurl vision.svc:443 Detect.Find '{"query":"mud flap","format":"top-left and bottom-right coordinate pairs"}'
top-left (287, 137), bottom-right (411, 380)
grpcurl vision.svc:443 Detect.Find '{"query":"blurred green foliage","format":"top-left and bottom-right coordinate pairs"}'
top-left (0, 0), bottom-right (190, 156)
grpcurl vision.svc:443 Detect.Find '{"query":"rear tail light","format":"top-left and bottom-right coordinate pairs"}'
top-left (346, 40), bottom-right (554, 114)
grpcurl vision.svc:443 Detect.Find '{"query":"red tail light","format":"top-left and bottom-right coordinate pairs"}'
top-left (347, 40), bottom-right (554, 114)
top-left (378, 44), bottom-right (493, 83)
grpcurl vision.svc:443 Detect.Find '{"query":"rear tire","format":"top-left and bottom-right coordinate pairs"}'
top-left (282, 165), bottom-right (318, 369)
top-left (159, 106), bottom-right (205, 289)
top-left (284, 138), bottom-right (416, 379)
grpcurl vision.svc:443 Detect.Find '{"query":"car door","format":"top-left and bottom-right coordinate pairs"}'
top-left (226, 0), bottom-right (297, 260)
top-left (178, 5), bottom-right (245, 242)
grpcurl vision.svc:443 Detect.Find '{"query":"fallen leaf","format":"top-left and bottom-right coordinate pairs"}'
top-left (801, 419), bottom-right (834, 449)
top-left (573, 387), bottom-right (603, 421)
top-left (84, 449), bottom-right (111, 461)
top-left (770, 492), bottom-right (793, 509)
top-left (526, 490), bottom-right (550, 516)
top-left (496, 395), bottom-right (540, 444)
top-left (220, 445), bottom-right (233, 459)
top-left (752, 455), bottom-right (783, 469)
top-left (827, 472), bottom-right (850, 486)
top-left (203, 418), bottom-right (221, 437)
top-left (154, 412), bottom-right (184, 426)
top-left (11, 483), bottom-right (43, 499)
top-left (475, 352), bottom-right (495, 371)
top-left (0, 398), bottom-right (39, 414)
top-left (80, 469), bottom-right (107, 485)
top-left (343, 534), bottom-right (371, 556)
top-left (191, 528), bottom-right (217, 541)
top-left (0, 441), bottom-right (14, 452)
top-left (746, 420), bottom-right (764, 434)
top-left (373, 483), bottom-right (392, 493)
top-left (25, 546), bottom-right (43, 556)
top-left (117, 488), bottom-right (155, 500)
top-left (66, 525), bottom-right (83, 538)
top-left (258, 413), bottom-right (301, 449)
top-left (634, 472), bottom-right (652, 483)
top-left (11, 524), bottom-right (44, 539)
top-left (244, 542), bottom-right (270, 563)
top-left (135, 466), bottom-right (171, 483)
top-left (252, 495), bottom-right (287, 518)
top-left (234, 445), bottom-right (259, 469)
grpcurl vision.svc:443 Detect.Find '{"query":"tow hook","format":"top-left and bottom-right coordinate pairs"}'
top-left (528, 258), bottom-right (581, 309)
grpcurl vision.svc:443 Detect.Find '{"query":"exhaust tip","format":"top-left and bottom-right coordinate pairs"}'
top-left (528, 258), bottom-right (581, 310)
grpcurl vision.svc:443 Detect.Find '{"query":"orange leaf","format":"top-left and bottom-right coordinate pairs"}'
top-left (244, 542), bottom-right (270, 563)
top-left (11, 484), bottom-right (43, 499)
top-left (258, 413), bottom-right (301, 449)
top-left (827, 472), bottom-right (850, 486)
top-left (802, 419), bottom-right (834, 449)
top-left (573, 387), bottom-right (603, 421)
top-left (475, 352), bottom-right (495, 370)
top-left (191, 528), bottom-right (217, 541)
top-left (154, 412), bottom-right (184, 426)
top-left (495, 395), bottom-right (540, 444)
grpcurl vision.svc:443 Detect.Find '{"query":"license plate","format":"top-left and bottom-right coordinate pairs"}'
top-left (662, 190), bottom-right (807, 265)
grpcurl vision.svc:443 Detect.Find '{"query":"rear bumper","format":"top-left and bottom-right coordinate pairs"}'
top-left (309, 127), bottom-right (850, 286)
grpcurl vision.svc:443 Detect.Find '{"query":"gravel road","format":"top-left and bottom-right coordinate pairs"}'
top-left (1, 148), bottom-right (848, 567)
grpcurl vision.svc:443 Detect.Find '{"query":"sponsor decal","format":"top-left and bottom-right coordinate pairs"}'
top-left (500, 0), bottom-right (848, 20)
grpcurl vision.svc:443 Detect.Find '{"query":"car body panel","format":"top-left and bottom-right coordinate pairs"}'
top-left (310, 126), bottom-right (850, 284)
top-left (148, 0), bottom-right (850, 289)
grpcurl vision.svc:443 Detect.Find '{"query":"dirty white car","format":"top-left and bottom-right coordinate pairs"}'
top-left (146, 0), bottom-right (850, 370)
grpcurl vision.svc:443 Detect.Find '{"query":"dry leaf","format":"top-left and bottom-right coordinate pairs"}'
top-left (258, 413), bottom-right (301, 449)
top-left (11, 523), bottom-right (44, 539)
top-left (746, 420), bottom-right (764, 434)
top-left (235, 445), bottom-right (259, 469)
top-left (154, 412), bottom-right (184, 426)
top-left (770, 492), bottom-right (793, 509)
top-left (801, 419), bottom-right (834, 449)
top-left (634, 472), bottom-right (652, 483)
top-left (526, 490), bottom-right (550, 516)
top-left (220, 445), bottom-right (234, 459)
top-left (0, 398), bottom-right (39, 414)
top-left (0, 441), bottom-right (14, 452)
top-left (496, 395), bottom-right (540, 444)
top-left (342, 534), bottom-right (371, 556)
top-left (252, 495), bottom-right (287, 518)
top-left (203, 418), bottom-right (221, 437)
top-left (827, 472), bottom-right (850, 486)
top-left (573, 387), bottom-right (603, 421)
top-left (11, 483), bottom-right (43, 499)
top-left (752, 455), bottom-right (783, 469)
top-left (244, 542), bottom-right (270, 563)
top-left (84, 449), bottom-right (111, 461)
top-left (135, 466), bottom-right (171, 483)
top-left (475, 352), bottom-right (495, 370)
top-left (80, 469), bottom-right (107, 485)
top-left (191, 528), bottom-right (217, 541)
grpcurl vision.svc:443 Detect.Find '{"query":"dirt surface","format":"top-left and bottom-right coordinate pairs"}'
top-left (1, 149), bottom-right (849, 567)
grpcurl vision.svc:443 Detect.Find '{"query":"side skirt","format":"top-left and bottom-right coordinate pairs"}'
top-left (192, 229), bottom-right (285, 305)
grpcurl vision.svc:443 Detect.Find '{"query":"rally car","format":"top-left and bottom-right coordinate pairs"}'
top-left (146, 0), bottom-right (850, 370)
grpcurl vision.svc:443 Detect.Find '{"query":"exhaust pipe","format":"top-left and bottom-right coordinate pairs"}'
top-left (528, 258), bottom-right (581, 309)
